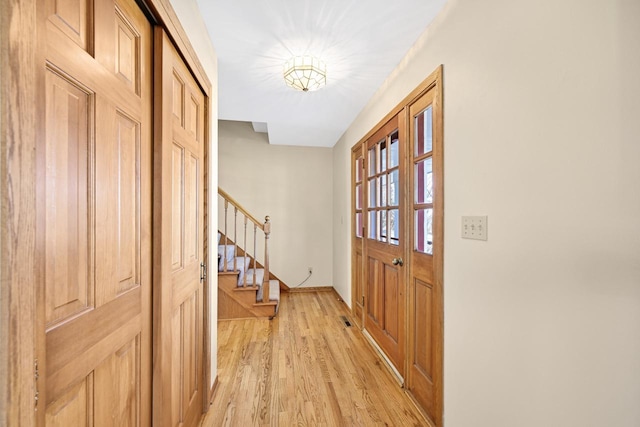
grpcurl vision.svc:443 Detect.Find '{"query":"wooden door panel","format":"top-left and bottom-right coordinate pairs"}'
top-left (181, 293), bottom-right (200, 411)
top-left (44, 69), bottom-right (92, 328)
top-left (172, 74), bottom-right (185, 124)
top-left (413, 279), bottom-right (433, 379)
top-left (94, 336), bottom-right (140, 426)
top-left (172, 144), bottom-right (184, 270)
top-left (411, 278), bottom-right (435, 415)
top-left (45, 377), bottom-right (91, 426)
top-left (38, 0), bottom-right (152, 424)
top-left (367, 257), bottom-right (380, 324)
top-left (45, 0), bottom-right (89, 50)
top-left (171, 308), bottom-right (182, 426)
top-left (115, 111), bottom-right (140, 294)
top-left (115, 8), bottom-right (140, 93)
top-left (354, 250), bottom-right (363, 321)
top-left (383, 264), bottom-right (400, 343)
top-left (185, 154), bottom-right (199, 263)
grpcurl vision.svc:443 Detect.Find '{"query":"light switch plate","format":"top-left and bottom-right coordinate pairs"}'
top-left (462, 216), bottom-right (488, 240)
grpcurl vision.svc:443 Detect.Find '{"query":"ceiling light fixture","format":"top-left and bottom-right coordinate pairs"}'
top-left (283, 56), bottom-right (327, 92)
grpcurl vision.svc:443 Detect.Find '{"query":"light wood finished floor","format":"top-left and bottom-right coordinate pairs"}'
top-left (203, 291), bottom-right (428, 426)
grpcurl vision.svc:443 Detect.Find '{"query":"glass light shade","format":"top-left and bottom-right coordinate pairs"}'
top-left (283, 56), bottom-right (327, 92)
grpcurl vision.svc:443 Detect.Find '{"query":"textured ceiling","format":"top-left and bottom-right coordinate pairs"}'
top-left (197, 0), bottom-right (447, 147)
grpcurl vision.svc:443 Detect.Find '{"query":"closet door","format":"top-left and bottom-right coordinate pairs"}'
top-left (153, 28), bottom-right (206, 427)
top-left (36, 0), bottom-right (153, 424)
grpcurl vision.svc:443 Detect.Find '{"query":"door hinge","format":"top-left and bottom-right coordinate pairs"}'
top-left (361, 295), bottom-right (365, 305)
top-left (34, 358), bottom-right (39, 411)
top-left (200, 262), bottom-right (207, 282)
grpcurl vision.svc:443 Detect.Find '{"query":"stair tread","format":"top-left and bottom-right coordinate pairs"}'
top-left (233, 285), bottom-right (260, 292)
top-left (218, 271), bottom-right (239, 276)
top-left (253, 301), bottom-right (278, 307)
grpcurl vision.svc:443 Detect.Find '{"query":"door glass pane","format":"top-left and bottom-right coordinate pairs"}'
top-left (380, 140), bottom-right (387, 172)
top-left (356, 156), bottom-right (363, 182)
top-left (390, 132), bottom-right (399, 168)
top-left (368, 211), bottom-right (377, 239)
top-left (380, 174), bottom-right (387, 207)
top-left (389, 209), bottom-right (399, 245)
top-left (368, 178), bottom-right (376, 208)
top-left (389, 170), bottom-right (399, 206)
top-left (415, 208), bottom-right (433, 254)
top-left (355, 183), bottom-right (362, 209)
top-left (368, 147), bottom-right (376, 176)
top-left (356, 212), bottom-right (362, 238)
top-left (415, 105), bottom-right (433, 156)
top-left (380, 210), bottom-right (387, 242)
top-left (415, 157), bottom-right (433, 204)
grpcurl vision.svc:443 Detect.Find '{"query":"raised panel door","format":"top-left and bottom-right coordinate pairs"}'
top-left (154, 29), bottom-right (205, 427)
top-left (36, 0), bottom-right (152, 424)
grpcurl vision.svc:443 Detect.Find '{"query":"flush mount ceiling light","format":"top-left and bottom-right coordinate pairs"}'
top-left (283, 56), bottom-right (327, 92)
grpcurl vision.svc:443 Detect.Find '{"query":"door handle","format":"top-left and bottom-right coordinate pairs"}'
top-left (392, 257), bottom-right (404, 266)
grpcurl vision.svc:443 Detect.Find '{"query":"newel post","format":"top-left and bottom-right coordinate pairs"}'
top-left (262, 216), bottom-right (271, 303)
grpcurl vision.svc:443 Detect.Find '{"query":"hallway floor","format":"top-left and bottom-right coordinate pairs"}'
top-left (203, 290), bottom-right (428, 426)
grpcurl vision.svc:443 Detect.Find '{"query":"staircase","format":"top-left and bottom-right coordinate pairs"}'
top-left (218, 188), bottom-right (282, 319)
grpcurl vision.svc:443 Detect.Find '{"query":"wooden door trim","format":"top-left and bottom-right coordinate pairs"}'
top-left (141, 0), bottom-right (212, 96)
top-left (152, 27), bottom-right (174, 425)
top-left (1, 0), bottom-right (39, 424)
top-left (351, 143), bottom-right (365, 327)
top-left (350, 67), bottom-right (441, 154)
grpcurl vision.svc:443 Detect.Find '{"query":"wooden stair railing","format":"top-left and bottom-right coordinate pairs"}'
top-left (218, 188), bottom-right (271, 303)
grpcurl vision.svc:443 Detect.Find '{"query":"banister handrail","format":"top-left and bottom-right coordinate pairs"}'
top-left (218, 187), bottom-right (271, 303)
top-left (218, 187), bottom-right (264, 230)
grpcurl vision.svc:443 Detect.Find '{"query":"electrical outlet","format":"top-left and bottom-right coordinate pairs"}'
top-left (308, 267), bottom-right (313, 274)
top-left (462, 216), bottom-right (488, 241)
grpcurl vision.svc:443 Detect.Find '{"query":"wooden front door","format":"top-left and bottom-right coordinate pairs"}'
top-left (363, 113), bottom-right (406, 377)
top-left (154, 29), bottom-right (206, 427)
top-left (406, 71), bottom-right (444, 426)
top-left (36, 0), bottom-right (153, 424)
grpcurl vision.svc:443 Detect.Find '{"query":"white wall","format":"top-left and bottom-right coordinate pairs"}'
top-left (168, 0), bottom-right (219, 389)
top-left (332, 0), bottom-right (640, 425)
top-left (219, 120), bottom-right (333, 289)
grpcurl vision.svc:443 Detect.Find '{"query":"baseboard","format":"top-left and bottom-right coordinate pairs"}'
top-left (331, 287), bottom-right (352, 313)
top-left (287, 286), bottom-right (334, 293)
top-left (208, 375), bottom-right (219, 404)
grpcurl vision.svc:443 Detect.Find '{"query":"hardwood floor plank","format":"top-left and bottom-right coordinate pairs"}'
top-left (204, 291), bottom-right (428, 426)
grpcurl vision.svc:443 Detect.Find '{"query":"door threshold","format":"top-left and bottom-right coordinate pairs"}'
top-left (363, 329), bottom-right (404, 387)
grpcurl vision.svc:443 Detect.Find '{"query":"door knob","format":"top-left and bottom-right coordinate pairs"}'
top-left (392, 257), bottom-right (404, 266)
